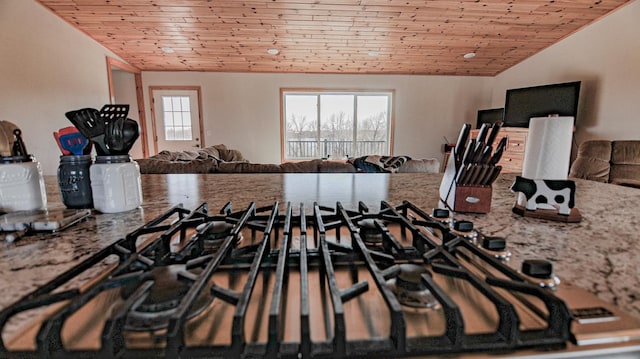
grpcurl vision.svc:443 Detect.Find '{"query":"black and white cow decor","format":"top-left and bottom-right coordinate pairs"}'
top-left (510, 176), bottom-right (576, 215)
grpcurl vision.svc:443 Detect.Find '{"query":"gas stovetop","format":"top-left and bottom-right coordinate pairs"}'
top-left (2, 201), bottom-right (640, 358)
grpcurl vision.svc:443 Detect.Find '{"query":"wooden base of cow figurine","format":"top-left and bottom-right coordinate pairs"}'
top-left (510, 176), bottom-right (582, 223)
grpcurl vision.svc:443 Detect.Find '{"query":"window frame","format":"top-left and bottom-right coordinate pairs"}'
top-left (280, 88), bottom-right (395, 162)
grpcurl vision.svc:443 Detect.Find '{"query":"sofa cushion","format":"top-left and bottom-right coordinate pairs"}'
top-left (397, 159), bottom-right (440, 173)
top-left (136, 158), bottom-right (217, 174)
top-left (568, 140), bottom-right (612, 183)
top-left (610, 165), bottom-right (640, 187)
top-left (217, 161), bottom-right (281, 173)
top-left (318, 161), bottom-right (356, 173)
top-left (280, 160), bottom-right (322, 173)
top-left (611, 141), bottom-right (640, 165)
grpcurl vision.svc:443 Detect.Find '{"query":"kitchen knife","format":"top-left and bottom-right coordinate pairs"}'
top-left (478, 165), bottom-right (495, 185)
top-left (455, 163), bottom-right (468, 184)
top-left (489, 136), bottom-right (508, 165)
top-left (485, 165), bottom-right (503, 185)
top-left (479, 145), bottom-right (493, 164)
top-left (462, 164), bottom-right (481, 185)
top-left (460, 139), bottom-right (475, 166)
top-left (453, 123), bottom-right (471, 169)
top-left (458, 163), bottom-right (473, 185)
top-left (486, 121), bottom-right (503, 146)
top-left (476, 123), bottom-right (491, 145)
top-left (472, 165), bottom-right (491, 186)
top-left (471, 140), bottom-right (485, 164)
top-left (463, 139), bottom-right (476, 164)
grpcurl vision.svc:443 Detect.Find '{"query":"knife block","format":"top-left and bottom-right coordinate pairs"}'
top-left (452, 185), bottom-right (492, 213)
top-left (438, 155), bottom-right (492, 214)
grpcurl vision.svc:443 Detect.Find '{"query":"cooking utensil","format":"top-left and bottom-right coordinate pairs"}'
top-left (99, 104), bottom-right (129, 122)
top-left (53, 126), bottom-right (84, 155)
top-left (105, 117), bottom-right (139, 155)
top-left (65, 108), bottom-right (109, 155)
top-left (59, 132), bottom-right (89, 156)
top-left (12, 129), bottom-right (28, 157)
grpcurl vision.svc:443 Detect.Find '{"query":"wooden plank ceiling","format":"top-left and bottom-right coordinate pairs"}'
top-left (37, 0), bottom-right (631, 76)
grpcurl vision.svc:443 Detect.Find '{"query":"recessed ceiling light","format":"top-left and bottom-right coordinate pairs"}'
top-left (267, 48), bottom-right (279, 55)
top-left (463, 52), bottom-right (476, 59)
top-left (161, 47), bottom-right (175, 54)
top-left (368, 50), bottom-right (380, 56)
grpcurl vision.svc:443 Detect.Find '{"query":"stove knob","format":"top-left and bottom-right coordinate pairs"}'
top-left (482, 236), bottom-right (506, 251)
top-left (432, 208), bottom-right (450, 218)
top-left (453, 220), bottom-right (473, 232)
top-left (522, 259), bottom-right (553, 279)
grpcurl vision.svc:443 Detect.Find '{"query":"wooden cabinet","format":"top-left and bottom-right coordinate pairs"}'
top-left (470, 127), bottom-right (528, 173)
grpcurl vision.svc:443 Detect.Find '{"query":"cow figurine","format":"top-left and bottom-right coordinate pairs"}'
top-left (510, 176), bottom-right (576, 215)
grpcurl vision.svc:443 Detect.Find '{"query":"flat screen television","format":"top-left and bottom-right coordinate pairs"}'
top-left (476, 108), bottom-right (504, 129)
top-left (503, 81), bottom-right (581, 128)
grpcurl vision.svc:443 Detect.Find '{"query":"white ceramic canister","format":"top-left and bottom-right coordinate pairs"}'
top-left (0, 155), bottom-right (47, 212)
top-left (90, 155), bottom-right (142, 213)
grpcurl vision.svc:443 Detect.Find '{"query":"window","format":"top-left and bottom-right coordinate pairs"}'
top-left (281, 90), bottom-right (394, 160)
top-left (162, 95), bottom-right (193, 141)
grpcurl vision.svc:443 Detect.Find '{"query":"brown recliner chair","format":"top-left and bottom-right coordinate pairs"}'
top-left (569, 140), bottom-right (640, 188)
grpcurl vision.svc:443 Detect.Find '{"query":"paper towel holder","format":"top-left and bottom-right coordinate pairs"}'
top-left (510, 176), bottom-right (582, 223)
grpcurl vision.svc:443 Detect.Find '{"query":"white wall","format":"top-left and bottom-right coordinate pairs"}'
top-left (491, 0), bottom-right (640, 144)
top-left (0, 0), bottom-right (116, 175)
top-left (141, 72), bottom-right (491, 164)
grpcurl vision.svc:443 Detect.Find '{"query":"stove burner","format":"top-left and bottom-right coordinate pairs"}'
top-left (387, 264), bottom-right (439, 309)
top-left (198, 221), bottom-right (241, 252)
top-left (122, 264), bottom-right (213, 331)
top-left (357, 218), bottom-right (383, 244)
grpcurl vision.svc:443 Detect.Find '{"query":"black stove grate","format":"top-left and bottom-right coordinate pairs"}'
top-left (0, 201), bottom-right (572, 358)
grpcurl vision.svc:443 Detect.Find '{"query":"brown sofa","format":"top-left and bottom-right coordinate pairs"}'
top-left (569, 140), bottom-right (640, 188)
top-left (136, 144), bottom-right (440, 174)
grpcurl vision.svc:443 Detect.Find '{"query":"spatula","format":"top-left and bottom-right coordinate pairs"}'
top-left (105, 117), bottom-right (139, 155)
top-left (53, 126), bottom-right (79, 155)
top-left (99, 104), bottom-right (129, 122)
top-left (59, 132), bottom-right (89, 156)
top-left (65, 108), bottom-right (109, 155)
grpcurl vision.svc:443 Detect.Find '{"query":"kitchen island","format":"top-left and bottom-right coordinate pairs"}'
top-left (1, 173), bottom-right (639, 342)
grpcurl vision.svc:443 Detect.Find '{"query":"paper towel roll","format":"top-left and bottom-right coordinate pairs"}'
top-left (521, 116), bottom-right (574, 180)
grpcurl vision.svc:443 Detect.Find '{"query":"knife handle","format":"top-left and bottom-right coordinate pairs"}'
top-left (486, 121), bottom-right (502, 146)
top-left (454, 123), bottom-right (471, 169)
top-left (478, 165), bottom-right (495, 185)
top-left (489, 136), bottom-right (508, 165)
top-left (463, 139), bottom-right (476, 165)
top-left (458, 164), bottom-right (473, 185)
top-left (471, 141), bottom-right (485, 163)
top-left (462, 164), bottom-right (481, 185)
top-left (485, 166), bottom-right (502, 185)
top-left (476, 123), bottom-right (490, 144)
top-left (479, 145), bottom-right (492, 164)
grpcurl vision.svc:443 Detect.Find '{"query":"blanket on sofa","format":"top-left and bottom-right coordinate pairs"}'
top-left (348, 155), bottom-right (411, 173)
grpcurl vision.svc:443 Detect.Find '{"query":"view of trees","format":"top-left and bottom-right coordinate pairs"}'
top-left (284, 93), bottom-right (390, 159)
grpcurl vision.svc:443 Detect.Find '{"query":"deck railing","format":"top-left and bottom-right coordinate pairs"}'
top-left (285, 139), bottom-right (387, 159)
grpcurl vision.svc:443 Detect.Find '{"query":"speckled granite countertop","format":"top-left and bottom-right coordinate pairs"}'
top-left (1, 173), bottom-right (639, 337)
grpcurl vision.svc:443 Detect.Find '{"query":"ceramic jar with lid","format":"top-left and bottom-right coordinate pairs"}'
top-left (0, 155), bottom-right (47, 212)
top-left (90, 155), bottom-right (142, 213)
